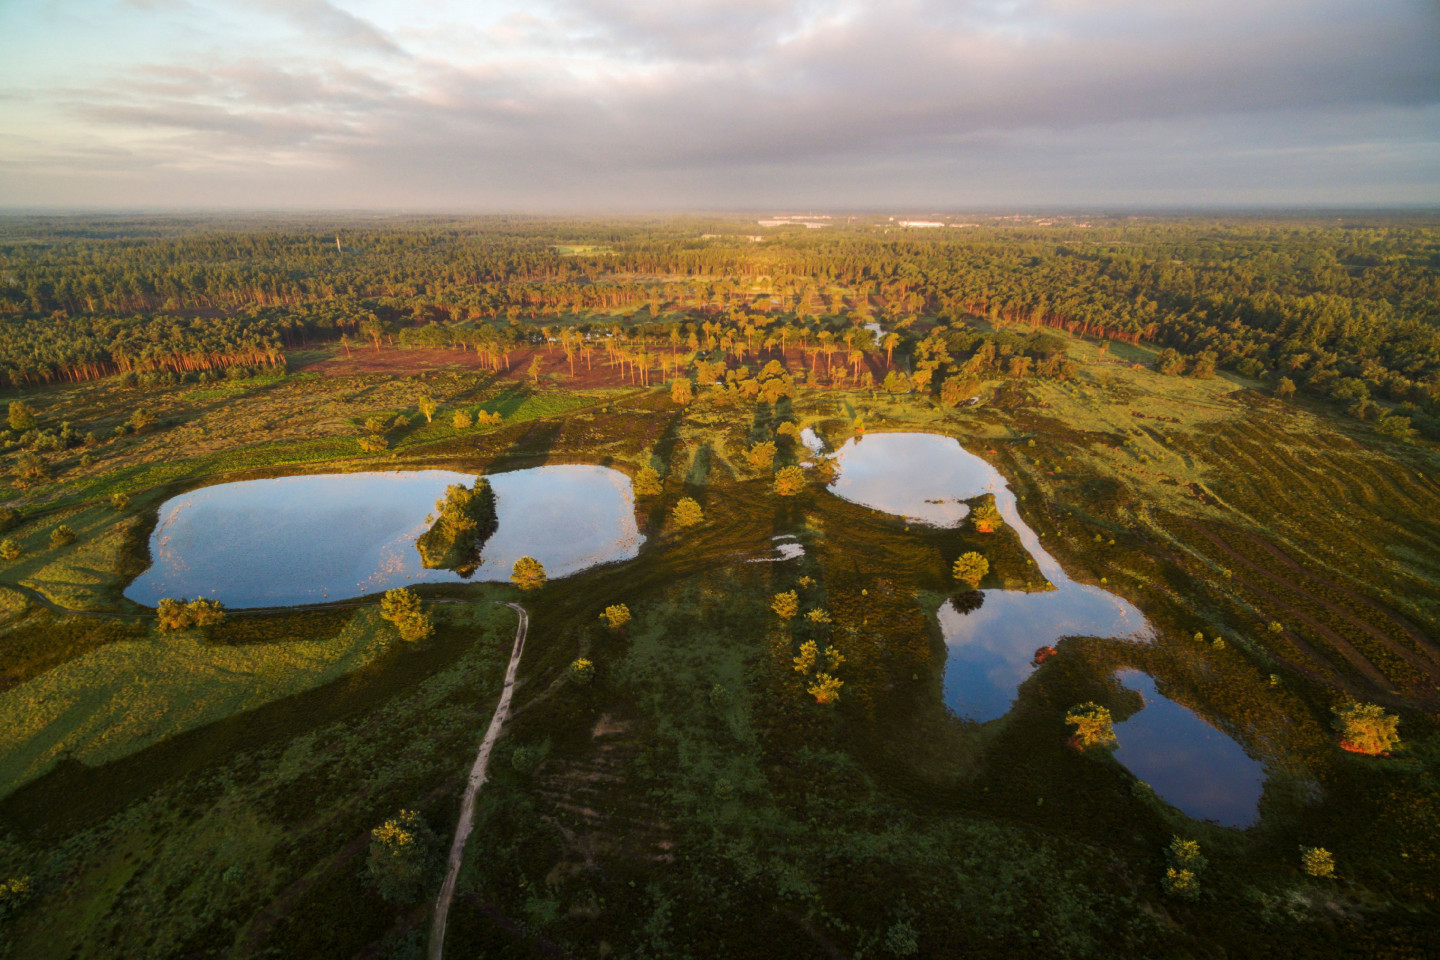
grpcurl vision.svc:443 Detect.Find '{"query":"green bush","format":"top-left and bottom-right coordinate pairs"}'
top-left (952, 551), bottom-right (989, 587)
top-left (511, 556), bottom-right (547, 591)
top-left (380, 588), bottom-right (431, 641)
top-left (774, 465), bottom-right (807, 496)
top-left (1300, 846), bottom-right (1335, 878)
top-left (8, 401), bottom-right (37, 431)
top-left (1065, 702), bottom-right (1116, 748)
top-left (599, 604), bottom-right (631, 629)
top-left (1161, 867), bottom-right (1200, 900)
top-left (0, 875), bottom-right (33, 923)
top-left (396, 611), bottom-right (434, 643)
top-left (568, 658), bottom-right (595, 685)
top-left (634, 465), bottom-right (662, 497)
top-left (672, 497), bottom-right (704, 528)
top-left (365, 810), bottom-right (439, 904)
top-left (509, 740), bottom-right (550, 775)
top-left (884, 919), bottom-right (920, 956)
top-left (380, 587), bottom-right (422, 624)
top-left (1332, 701), bottom-right (1400, 755)
top-left (156, 596), bottom-right (227, 631)
top-left (1162, 837), bottom-right (1207, 899)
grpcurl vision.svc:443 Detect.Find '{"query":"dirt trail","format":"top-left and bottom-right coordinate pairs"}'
top-left (429, 601), bottom-right (529, 960)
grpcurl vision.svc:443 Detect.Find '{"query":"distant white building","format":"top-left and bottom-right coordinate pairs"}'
top-left (898, 220), bottom-right (945, 228)
top-left (757, 216), bottom-right (830, 228)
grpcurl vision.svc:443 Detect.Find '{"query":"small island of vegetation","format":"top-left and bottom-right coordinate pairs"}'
top-left (414, 478), bottom-right (498, 576)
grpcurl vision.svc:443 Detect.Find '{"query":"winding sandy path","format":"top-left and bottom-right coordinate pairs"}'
top-left (429, 600), bottom-right (529, 960)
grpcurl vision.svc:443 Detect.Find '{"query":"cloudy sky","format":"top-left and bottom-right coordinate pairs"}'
top-left (1, 0), bottom-right (1437, 210)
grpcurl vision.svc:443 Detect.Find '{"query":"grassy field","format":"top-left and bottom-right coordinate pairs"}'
top-left (0, 608), bottom-right (395, 792)
top-left (0, 600), bottom-right (515, 959)
top-left (0, 331), bottom-right (1437, 958)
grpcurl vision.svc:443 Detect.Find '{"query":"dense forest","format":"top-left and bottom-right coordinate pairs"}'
top-left (2, 214), bottom-right (1437, 436)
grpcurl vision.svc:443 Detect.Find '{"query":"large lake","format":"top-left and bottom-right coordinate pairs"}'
top-left (125, 466), bottom-right (643, 608)
top-left (827, 432), bottom-right (1153, 721)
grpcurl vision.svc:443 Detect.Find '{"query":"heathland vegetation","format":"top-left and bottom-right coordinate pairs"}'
top-left (0, 213), bottom-right (1435, 958)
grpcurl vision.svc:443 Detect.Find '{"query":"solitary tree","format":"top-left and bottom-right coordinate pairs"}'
top-left (952, 551), bottom-right (989, 587)
top-left (0, 539), bottom-right (20, 561)
top-left (774, 465), bottom-right (806, 497)
top-left (452, 409), bottom-right (473, 429)
top-left (1332, 701), bottom-right (1400, 755)
top-left (511, 556), bottom-right (547, 590)
top-left (14, 452), bottom-right (49, 483)
top-left (1300, 846), bottom-right (1335, 878)
top-left (366, 810), bottom-right (439, 904)
top-left (380, 587), bottom-right (422, 625)
top-left (49, 525), bottom-right (75, 548)
top-left (568, 658), bottom-right (596, 685)
top-left (671, 378), bottom-right (693, 405)
top-left (807, 673), bottom-right (844, 705)
top-left (634, 466), bottom-right (662, 497)
top-left (7, 400), bottom-right (36, 431)
top-left (1276, 376), bottom-right (1296, 399)
top-left (418, 395), bottom-right (438, 423)
top-left (746, 441), bottom-right (777, 473)
top-left (971, 501), bottom-right (1003, 533)
top-left (1065, 702), bottom-right (1116, 747)
top-left (672, 497), bottom-right (704, 528)
top-left (1162, 836), bottom-right (1207, 900)
top-left (600, 604), bottom-right (631, 630)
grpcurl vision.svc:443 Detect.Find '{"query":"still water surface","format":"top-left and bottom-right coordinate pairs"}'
top-left (125, 466), bottom-right (643, 608)
top-left (1113, 669), bottom-right (1267, 828)
top-left (828, 432), bottom-right (1152, 721)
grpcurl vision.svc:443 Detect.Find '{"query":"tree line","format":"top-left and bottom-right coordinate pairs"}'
top-left (1, 215), bottom-right (1435, 430)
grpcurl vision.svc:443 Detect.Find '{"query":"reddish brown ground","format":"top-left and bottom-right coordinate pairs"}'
top-left (291, 344), bottom-right (898, 390)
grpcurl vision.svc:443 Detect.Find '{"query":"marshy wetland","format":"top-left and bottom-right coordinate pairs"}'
top-left (828, 431), bottom-right (1152, 721)
top-left (0, 216), bottom-right (1437, 960)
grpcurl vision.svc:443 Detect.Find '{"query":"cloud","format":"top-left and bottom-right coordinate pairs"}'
top-left (0, 0), bottom-right (1436, 207)
top-left (258, 0), bottom-right (407, 57)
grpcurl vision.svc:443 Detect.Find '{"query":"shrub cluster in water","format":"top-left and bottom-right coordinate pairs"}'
top-left (415, 478), bottom-right (498, 576)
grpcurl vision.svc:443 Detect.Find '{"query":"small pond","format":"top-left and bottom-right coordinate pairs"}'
top-left (125, 466), bottom-right (643, 608)
top-left (1113, 669), bottom-right (1267, 828)
top-left (828, 432), bottom-right (1152, 721)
